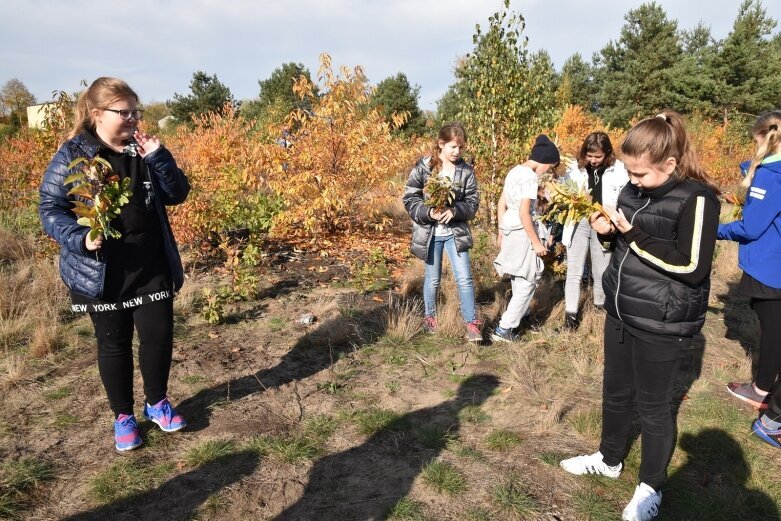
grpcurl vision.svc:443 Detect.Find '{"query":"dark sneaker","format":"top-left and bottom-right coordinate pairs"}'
top-left (143, 398), bottom-right (187, 432)
top-left (423, 316), bottom-right (437, 334)
top-left (726, 382), bottom-right (770, 410)
top-left (491, 326), bottom-right (518, 343)
top-left (465, 321), bottom-right (483, 342)
top-left (751, 418), bottom-right (781, 448)
top-left (114, 414), bottom-right (142, 451)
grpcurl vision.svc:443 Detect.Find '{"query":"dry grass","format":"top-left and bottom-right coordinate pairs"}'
top-left (385, 294), bottom-right (423, 343)
top-left (0, 354), bottom-right (29, 390)
top-left (1, 254), bottom-right (67, 356)
top-left (0, 228), bottom-right (35, 265)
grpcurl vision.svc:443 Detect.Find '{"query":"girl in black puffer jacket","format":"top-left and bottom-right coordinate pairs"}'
top-left (39, 77), bottom-right (190, 452)
top-left (560, 111), bottom-right (720, 521)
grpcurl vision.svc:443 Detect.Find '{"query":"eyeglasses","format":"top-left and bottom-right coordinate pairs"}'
top-left (104, 108), bottom-right (144, 121)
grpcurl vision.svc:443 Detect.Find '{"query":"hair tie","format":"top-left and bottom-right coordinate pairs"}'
top-left (656, 113), bottom-right (669, 123)
top-left (770, 124), bottom-right (778, 131)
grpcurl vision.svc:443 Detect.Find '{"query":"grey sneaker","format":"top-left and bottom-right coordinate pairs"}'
top-left (491, 326), bottom-right (518, 343)
top-left (465, 321), bottom-right (483, 342)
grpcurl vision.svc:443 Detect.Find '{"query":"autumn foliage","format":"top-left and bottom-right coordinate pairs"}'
top-left (253, 54), bottom-right (422, 238)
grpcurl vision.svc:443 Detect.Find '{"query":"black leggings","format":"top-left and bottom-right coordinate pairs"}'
top-left (90, 298), bottom-right (174, 417)
top-left (752, 298), bottom-right (781, 392)
top-left (599, 314), bottom-right (688, 490)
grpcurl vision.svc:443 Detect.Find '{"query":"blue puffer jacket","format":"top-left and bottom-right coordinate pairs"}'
top-left (39, 133), bottom-right (190, 299)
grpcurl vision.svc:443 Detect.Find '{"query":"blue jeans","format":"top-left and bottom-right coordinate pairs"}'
top-left (424, 234), bottom-right (477, 323)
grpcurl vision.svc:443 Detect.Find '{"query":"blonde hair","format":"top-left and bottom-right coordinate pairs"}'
top-left (742, 110), bottom-right (781, 188)
top-left (621, 110), bottom-right (719, 194)
top-left (67, 77), bottom-right (139, 140)
top-left (429, 122), bottom-right (467, 173)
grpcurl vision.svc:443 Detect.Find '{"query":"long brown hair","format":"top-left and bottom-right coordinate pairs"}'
top-left (428, 122), bottom-right (467, 172)
top-left (67, 77), bottom-right (139, 140)
top-left (577, 131), bottom-right (616, 169)
top-left (742, 110), bottom-right (781, 188)
top-left (621, 110), bottom-right (720, 194)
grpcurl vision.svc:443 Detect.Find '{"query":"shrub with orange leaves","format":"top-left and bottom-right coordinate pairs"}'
top-left (685, 113), bottom-right (754, 191)
top-left (550, 105), bottom-right (626, 160)
top-left (164, 105), bottom-right (269, 245)
top-left (255, 54), bottom-right (421, 239)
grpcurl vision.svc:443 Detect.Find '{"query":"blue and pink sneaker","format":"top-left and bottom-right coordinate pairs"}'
top-left (143, 398), bottom-right (186, 432)
top-left (114, 414), bottom-right (142, 451)
top-left (751, 418), bottom-right (781, 449)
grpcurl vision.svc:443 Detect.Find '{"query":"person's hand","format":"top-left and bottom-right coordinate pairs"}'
top-left (533, 242), bottom-right (548, 256)
top-left (431, 208), bottom-right (454, 224)
top-left (134, 130), bottom-right (161, 157)
top-left (602, 206), bottom-right (632, 234)
top-left (85, 233), bottom-right (103, 251)
top-left (546, 235), bottom-right (554, 248)
top-left (589, 210), bottom-right (615, 235)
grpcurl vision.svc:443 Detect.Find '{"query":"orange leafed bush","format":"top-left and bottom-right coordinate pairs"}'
top-left (255, 54), bottom-right (421, 238)
top-left (550, 105), bottom-right (626, 160)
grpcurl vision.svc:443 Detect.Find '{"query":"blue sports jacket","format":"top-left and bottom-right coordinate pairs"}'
top-left (39, 133), bottom-right (190, 299)
top-left (718, 155), bottom-right (781, 289)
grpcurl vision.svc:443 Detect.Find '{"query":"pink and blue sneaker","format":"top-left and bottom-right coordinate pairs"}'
top-left (143, 398), bottom-right (186, 432)
top-left (114, 414), bottom-right (142, 451)
top-left (751, 418), bottom-right (781, 449)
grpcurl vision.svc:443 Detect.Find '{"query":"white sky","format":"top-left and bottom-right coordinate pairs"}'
top-left (0, 0), bottom-right (768, 111)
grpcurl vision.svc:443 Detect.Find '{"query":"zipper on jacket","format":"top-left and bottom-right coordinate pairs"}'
top-left (614, 194), bottom-right (651, 322)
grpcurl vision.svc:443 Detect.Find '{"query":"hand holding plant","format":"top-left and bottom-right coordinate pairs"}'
top-left (424, 175), bottom-right (461, 213)
top-left (64, 156), bottom-right (132, 241)
top-left (723, 188), bottom-right (746, 220)
top-left (543, 179), bottom-right (610, 225)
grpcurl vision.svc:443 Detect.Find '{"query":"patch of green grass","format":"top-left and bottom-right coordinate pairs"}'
top-left (421, 461), bottom-right (467, 495)
top-left (181, 374), bottom-right (209, 385)
top-left (268, 317), bottom-right (286, 332)
top-left (573, 488), bottom-right (616, 521)
top-left (536, 451), bottom-right (568, 466)
top-left (463, 507), bottom-right (493, 521)
top-left (447, 373), bottom-right (470, 384)
top-left (447, 440), bottom-right (484, 461)
top-left (484, 429), bottom-right (522, 451)
top-left (415, 426), bottom-right (455, 449)
top-left (43, 387), bottom-right (72, 400)
top-left (88, 459), bottom-right (175, 504)
top-left (385, 379), bottom-right (401, 394)
top-left (338, 306), bottom-right (361, 318)
top-left (194, 492), bottom-right (229, 520)
top-left (245, 433), bottom-right (322, 463)
top-left (353, 408), bottom-right (403, 436)
top-left (316, 380), bottom-right (346, 395)
top-left (53, 413), bottom-right (79, 428)
top-left (387, 497), bottom-right (427, 520)
top-left (459, 405), bottom-right (489, 425)
top-left (0, 457), bottom-right (54, 518)
top-left (490, 474), bottom-right (538, 518)
top-left (184, 439), bottom-right (238, 467)
top-left (384, 351), bottom-right (408, 366)
top-left (304, 414), bottom-right (340, 440)
top-left (568, 407), bottom-right (602, 438)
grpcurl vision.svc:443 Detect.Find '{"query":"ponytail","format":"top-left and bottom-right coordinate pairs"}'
top-left (621, 110), bottom-right (720, 195)
top-left (742, 110), bottom-right (781, 188)
top-left (66, 77), bottom-right (139, 140)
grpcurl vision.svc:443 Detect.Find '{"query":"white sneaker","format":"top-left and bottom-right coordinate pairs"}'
top-left (559, 450), bottom-right (622, 478)
top-left (622, 482), bottom-right (662, 521)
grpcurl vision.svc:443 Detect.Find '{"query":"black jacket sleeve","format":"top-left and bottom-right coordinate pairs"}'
top-left (622, 193), bottom-right (719, 285)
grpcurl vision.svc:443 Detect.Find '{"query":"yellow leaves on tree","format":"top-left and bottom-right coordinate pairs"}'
top-left (257, 54), bottom-right (420, 239)
top-left (550, 105), bottom-right (625, 159)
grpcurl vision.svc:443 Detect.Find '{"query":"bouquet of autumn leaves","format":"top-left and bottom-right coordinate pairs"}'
top-left (423, 174), bottom-right (461, 212)
top-left (723, 188), bottom-right (746, 220)
top-left (64, 156), bottom-right (132, 240)
top-left (542, 178), bottom-right (610, 226)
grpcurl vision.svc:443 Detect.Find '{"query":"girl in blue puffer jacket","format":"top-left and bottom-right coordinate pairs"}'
top-left (718, 110), bottom-right (781, 443)
top-left (39, 77), bottom-right (190, 452)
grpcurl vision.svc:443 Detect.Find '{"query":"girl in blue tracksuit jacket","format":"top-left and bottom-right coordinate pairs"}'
top-left (718, 110), bottom-right (781, 446)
